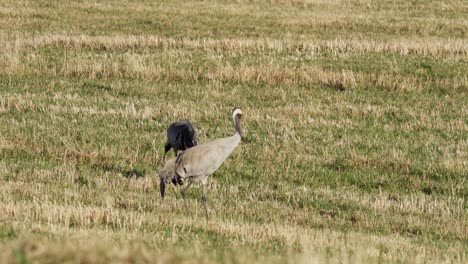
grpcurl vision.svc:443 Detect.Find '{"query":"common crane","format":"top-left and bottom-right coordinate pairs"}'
top-left (159, 157), bottom-right (178, 199)
top-left (163, 121), bottom-right (198, 160)
top-left (173, 107), bottom-right (243, 220)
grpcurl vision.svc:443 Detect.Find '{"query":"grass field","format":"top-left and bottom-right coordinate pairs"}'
top-left (0, 0), bottom-right (467, 263)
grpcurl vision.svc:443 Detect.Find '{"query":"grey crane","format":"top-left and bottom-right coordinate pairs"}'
top-left (159, 157), bottom-right (177, 199)
top-left (163, 121), bottom-right (198, 161)
top-left (173, 107), bottom-right (243, 220)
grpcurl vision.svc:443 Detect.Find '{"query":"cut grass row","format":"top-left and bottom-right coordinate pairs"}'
top-left (0, 0), bottom-right (466, 262)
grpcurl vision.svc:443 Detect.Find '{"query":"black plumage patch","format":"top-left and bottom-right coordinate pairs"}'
top-left (164, 121), bottom-right (198, 158)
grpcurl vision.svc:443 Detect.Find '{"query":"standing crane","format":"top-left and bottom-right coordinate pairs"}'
top-left (159, 157), bottom-right (177, 199)
top-left (172, 107), bottom-right (244, 220)
top-left (163, 121), bottom-right (198, 160)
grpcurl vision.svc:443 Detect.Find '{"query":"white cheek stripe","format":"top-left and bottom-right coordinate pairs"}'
top-left (232, 108), bottom-right (243, 119)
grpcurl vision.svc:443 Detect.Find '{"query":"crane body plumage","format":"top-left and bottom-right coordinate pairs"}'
top-left (163, 121), bottom-right (198, 160)
top-left (161, 107), bottom-right (243, 220)
top-left (175, 134), bottom-right (241, 184)
top-left (159, 158), bottom-right (177, 199)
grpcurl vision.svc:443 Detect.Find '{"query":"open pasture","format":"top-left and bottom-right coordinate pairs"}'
top-left (0, 0), bottom-right (467, 262)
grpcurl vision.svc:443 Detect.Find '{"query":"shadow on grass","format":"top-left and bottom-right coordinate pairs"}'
top-left (320, 80), bottom-right (347, 92)
top-left (91, 163), bottom-right (146, 178)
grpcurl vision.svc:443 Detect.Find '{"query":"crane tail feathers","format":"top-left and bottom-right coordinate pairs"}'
top-left (160, 178), bottom-right (166, 199)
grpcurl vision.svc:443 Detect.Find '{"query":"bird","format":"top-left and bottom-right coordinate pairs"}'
top-left (163, 121), bottom-right (198, 161)
top-left (158, 157), bottom-right (178, 199)
top-left (173, 107), bottom-right (243, 220)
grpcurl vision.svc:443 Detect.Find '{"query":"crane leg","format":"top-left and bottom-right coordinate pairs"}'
top-left (181, 181), bottom-right (193, 215)
top-left (202, 183), bottom-right (209, 221)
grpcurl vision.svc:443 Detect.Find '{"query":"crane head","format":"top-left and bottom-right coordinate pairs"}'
top-left (231, 107), bottom-right (243, 120)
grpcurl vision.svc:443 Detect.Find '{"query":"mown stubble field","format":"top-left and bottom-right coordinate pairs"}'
top-left (0, 0), bottom-right (467, 263)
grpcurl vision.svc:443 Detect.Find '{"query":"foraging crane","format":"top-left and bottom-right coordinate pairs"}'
top-left (159, 157), bottom-right (178, 199)
top-left (173, 107), bottom-right (244, 220)
top-left (163, 121), bottom-right (198, 160)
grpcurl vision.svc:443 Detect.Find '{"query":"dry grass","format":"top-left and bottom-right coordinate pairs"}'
top-left (0, 0), bottom-right (467, 263)
top-left (1, 35), bottom-right (466, 92)
top-left (2, 34), bottom-right (467, 55)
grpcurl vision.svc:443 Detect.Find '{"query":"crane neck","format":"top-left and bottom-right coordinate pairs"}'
top-left (233, 115), bottom-right (243, 137)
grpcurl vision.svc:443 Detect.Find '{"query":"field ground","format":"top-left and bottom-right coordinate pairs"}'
top-left (0, 0), bottom-right (467, 263)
